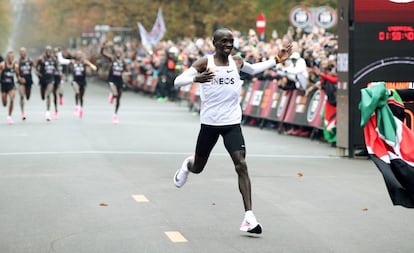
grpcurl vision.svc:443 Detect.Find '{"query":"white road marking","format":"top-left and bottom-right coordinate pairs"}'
top-left (0, 150), bottom-right (339, 159)
top-left (165, 231), bottom-right (188, 243)
top-left (131, 194), bottom-right (149, 202)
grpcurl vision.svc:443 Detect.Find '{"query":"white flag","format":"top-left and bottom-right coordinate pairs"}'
top-left (137, 8), bottom-right (166, 49)
top-left (138, 22), bottom-right (152, 51)
top-left (149, 8), bottom-right (166, 44)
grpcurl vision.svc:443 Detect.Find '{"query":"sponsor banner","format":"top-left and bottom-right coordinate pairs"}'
top-left (282, 89), bottom-right (306, 124)
top-left (241, 82), bottom-right (253, 111)
top-left (273, 90), bottom-right (294, 122)
top-left (307, 89), bottom-right (326, 128)
top-left (260, 80), bottom-right (279, 118)
top-left (242, 79), bottom-right (263, 116)
top-left (241, 80), bottom-right (292, 122)
top-left (281, 89), bottom-right (325, 128)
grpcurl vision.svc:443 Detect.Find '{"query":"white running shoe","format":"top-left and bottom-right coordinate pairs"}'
top-left (240, 211), bottom-right (262, 234)
top-left (45, 111), bottom-right (51, 121)
top-left (174, 156), bottom-right (193, 188)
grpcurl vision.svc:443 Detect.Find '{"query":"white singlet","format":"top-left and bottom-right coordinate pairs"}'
top-left (199, 55), bottom-right (243, 126)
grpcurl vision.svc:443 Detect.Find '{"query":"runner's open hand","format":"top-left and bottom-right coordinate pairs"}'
top-left (195, 69), bottom-right (215, 83)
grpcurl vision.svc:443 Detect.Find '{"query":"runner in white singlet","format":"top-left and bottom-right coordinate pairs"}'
top-left (173, 28), bottom-right (292, 234)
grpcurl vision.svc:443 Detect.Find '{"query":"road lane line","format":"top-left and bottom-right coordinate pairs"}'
top-left (165, 231), bottom-right (188, 243)
top-left (131, 194), bottom-right (149, 202)
top-left (0, 150), bottom-right (339, 159)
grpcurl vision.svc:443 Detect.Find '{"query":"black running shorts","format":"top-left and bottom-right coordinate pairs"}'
top-left (20, 76), bottom-right (33, 87)
top-left (195, 124), bottom-right (245, 158)
top-left (54, 75), bottom-right (61, 86)
top-left (1, 83), bottom-right (15, 93)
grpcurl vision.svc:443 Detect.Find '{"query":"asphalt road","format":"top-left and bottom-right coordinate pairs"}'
top-left (1, 78), bottom-right (413, 253)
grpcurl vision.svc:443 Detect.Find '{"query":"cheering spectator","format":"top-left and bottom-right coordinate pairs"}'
top-left (277, 52), bottom-right (308, 91)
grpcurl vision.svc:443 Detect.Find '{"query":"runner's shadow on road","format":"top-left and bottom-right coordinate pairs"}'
top-left (240, 234), bottom-right (262, 239)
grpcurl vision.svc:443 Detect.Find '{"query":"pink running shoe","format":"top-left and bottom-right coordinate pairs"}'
top-left (79, 108), bottom-right (84, 118)
top-left (112, 114), bottom-right (119, 124)
top-left (59, 96), bottom-right (64, 105)
top-left (6, 116), bottom-right (13, 125)
top-left (53, 111), bottom-right (59, 119)
top-left (21, 113), bottom-right (26, 121)
top-left (108, 93), bottom-right (114, 104)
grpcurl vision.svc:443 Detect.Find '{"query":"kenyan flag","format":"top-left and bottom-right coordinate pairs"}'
top-left (360, 82), bottom-right (414, 208)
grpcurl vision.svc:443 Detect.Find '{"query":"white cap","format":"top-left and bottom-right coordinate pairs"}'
top-left (290, 52), bottom-right (300, 60)
top-left (168, 47), bottom-right (179, 54)
top-left (328, 54), bottom-right (336, 61)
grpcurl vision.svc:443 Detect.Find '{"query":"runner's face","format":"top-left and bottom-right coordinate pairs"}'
top-left (215, 32), bottom-right (234, 55)
top-left (20, 49), bottom-right (26, 59)
top-left (7, 53), bottom-right (14, 63)
top-left (116, 50), bottom-right (122, 59)
top-left (45, 49), bottom-right (52, 57)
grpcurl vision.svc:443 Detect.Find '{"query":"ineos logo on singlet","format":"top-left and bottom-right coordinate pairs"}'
top-left (20, 62), bottom-right (31, 75)
top-left (45, 60), bottom-right (55, 74)
top-left (4, 71), bottom-right (14, 77)
top-left (2, 67), bottom-right (15, 83)
top-left (112, 61), bottom-right (123, 76)
top-left (212, 77), bottom-right (235, 85)
top-left (74, 63), bottom-right (85, 76)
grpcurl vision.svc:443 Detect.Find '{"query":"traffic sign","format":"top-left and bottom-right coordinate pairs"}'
top-left (256, 13), bottom-right (266, 35)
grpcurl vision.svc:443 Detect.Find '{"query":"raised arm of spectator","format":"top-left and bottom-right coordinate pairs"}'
top-left (320, 73), bottom-right (337, 84)
top-left (313, 66), bottom-right (337, 84)
top-left (100, 43), bottom-right (114, 61)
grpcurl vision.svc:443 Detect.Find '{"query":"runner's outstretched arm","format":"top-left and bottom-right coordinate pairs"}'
top-left (240, 44), bottom-right (293, 75)
top-left (57, 51), bottom-right (71, 65)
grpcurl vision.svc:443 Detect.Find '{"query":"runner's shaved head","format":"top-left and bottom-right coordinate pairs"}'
top-left (213, 28), bottom-right (233, 42)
